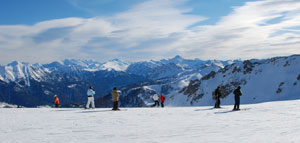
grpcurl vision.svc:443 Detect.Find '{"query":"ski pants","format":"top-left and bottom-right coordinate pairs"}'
top-left (161, 101), bottom-right (164, 108)
top-left (234, 96), bottom-right (240, 110)
top-left (113, 101), bottom-right (119, 110)
top-left (55, 104), bottom-right (59, 108)
top-left (152, 101), bottom-right (159, 107)
top-left (86, 96), bottom-right (95, 109)
top-left (214, 98), bottom-right (220, 108)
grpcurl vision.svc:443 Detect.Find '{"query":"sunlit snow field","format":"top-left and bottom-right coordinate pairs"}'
top-left (1, 100), bottom-right (299, 143)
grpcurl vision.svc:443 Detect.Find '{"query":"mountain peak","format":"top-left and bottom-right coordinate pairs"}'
top-left (173, 55), bottom-right (183, 60)
top-left (110, 59), bottom-right (123, 62)
top-left (7, 61), bottom-right (22, 66)
top-left (168, 55), bottom-right (184, 63)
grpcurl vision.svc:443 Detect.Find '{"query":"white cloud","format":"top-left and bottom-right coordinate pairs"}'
top-left (184, 0), bottom-right (300, 60)
top-left (0, 0), bottom-right (299, 64)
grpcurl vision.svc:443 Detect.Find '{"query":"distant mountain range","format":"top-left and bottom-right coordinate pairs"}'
top-left (107, 55), bottom-right (300, 108)
top-left (1, 55), bottom-right (299, 107)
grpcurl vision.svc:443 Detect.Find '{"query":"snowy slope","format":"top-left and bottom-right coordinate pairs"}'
top-left (118, 64), bottom-right (224, 107)
top-left (0, 100), bottom-right (299, 143)
top-left (115, 55), bottom-right (300, 107)
top-left (0, 102), bottom-right (18, 108)
top-left (115, 57), bottom-right (232, 107)
top-left (172, 55), bottom-right (300, 106)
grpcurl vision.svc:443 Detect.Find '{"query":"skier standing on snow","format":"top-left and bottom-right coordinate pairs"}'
top-left (233, 86), bottom-right (242, 110)
top-left (152, 94), bottom-right (160, 107)
top-left (214, 86), bottom-right (221, 108)
top-left (160, 93), bottom-right (165, 108)
top-left (111, 87), bottom-right (120, 111)
top-left (54, 95), bottom-right (60, 108)
top-left (86, 86), bottom-right (95, 109)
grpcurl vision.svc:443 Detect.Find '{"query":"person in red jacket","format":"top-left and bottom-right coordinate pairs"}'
top-left (160, 93), bottom-right (165, 108)
top-left (54, 95), bottom-right (60, 108)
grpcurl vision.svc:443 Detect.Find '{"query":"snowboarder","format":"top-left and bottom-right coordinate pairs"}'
top-left (86, 86), bottom-right (95, 109)
top-left (152, 94), bottom-right (160, 107)
top-left (160, 93), bottom-right (165, 108)
top-left (54, 95), bottom-right (60, 108)
top-left (233, 86), bottom-right (242, 110)
top-left (214, 86), bottom-right (221, 108)
top-left (111, 87), bottom-right (120, 111)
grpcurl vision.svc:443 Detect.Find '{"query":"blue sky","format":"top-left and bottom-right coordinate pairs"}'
top-left (0, 0), bottom-right (144, 25)
top-left (0, 0), bottom-right (254, 25)
top-left (0, 0), bottom-right (299, 64)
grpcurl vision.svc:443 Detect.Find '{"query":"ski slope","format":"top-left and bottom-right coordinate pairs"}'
top-left (0, 100), bottom-right (299, 143)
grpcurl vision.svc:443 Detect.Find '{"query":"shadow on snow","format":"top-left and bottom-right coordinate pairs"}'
top-left (194, 107), bottom-right (215, 111)
top-left (79, 110), bottom-right (113, 113)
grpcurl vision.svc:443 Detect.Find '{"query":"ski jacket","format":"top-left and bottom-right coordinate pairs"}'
top-left (214, 88), bottom-right (221, 98)
top-left (111, 89), bottom-right (120, 101)
top-left (233, 89), bottom-right (242, 96)
top-left (160, 94), bottom-right (165, 102)
top-left (153, 94), bottom-right (159, 101)
top-left (87, 89), bottom-right (95, 97)
top-left (54, 97), bottom-right (60, 105)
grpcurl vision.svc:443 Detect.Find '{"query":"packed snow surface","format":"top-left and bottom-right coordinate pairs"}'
top-left (0, 100), bottom-right (299, 143)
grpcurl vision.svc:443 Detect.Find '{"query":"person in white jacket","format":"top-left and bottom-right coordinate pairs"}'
top-left (86, 86), bottom-right (95, 109)
top-left (151, 94), bottom-right (159, 107)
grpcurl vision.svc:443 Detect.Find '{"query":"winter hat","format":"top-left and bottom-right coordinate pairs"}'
top-left (54, 95), bottom-right (57, 97)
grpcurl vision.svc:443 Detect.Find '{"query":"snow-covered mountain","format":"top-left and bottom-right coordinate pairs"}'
top-left (162, 55), bottom-right (235, 70)
top-left (100, 59), bottom-right (130, 71)
top-left (0, 59), bottom-right (139, 107)
top-left (0, 59), bottom-right (131, 85)
top-left (0, 61), bottom-right (48, 86)
top-left (95, 56), bottom-right (235, 107)
top-left (175, 55), bottom-right (300, 106)
top-left (126, 55), bottom-right (233, 80)
top-left (0, 56), bottom-right (229, 86)
top-left (116, 55), bottom-right (300, 107)
top-left (1, 55), bottom-right (299, 107)
top-left (43, 59), bottom-right (130, 73)
top-left (43, 59), bottom-right (102, 73)
top-left (1, 56), bottom-right (229, 107)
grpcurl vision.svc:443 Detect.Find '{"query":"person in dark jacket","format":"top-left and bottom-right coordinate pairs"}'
top-left (111, 87), bottom-right (120, 111)
top-left (233, 86), bottom-right (242, 110)
top-left (214, 86), bottom-right (221, 108)
top-left (160, 94), bottom-right (165, 108)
